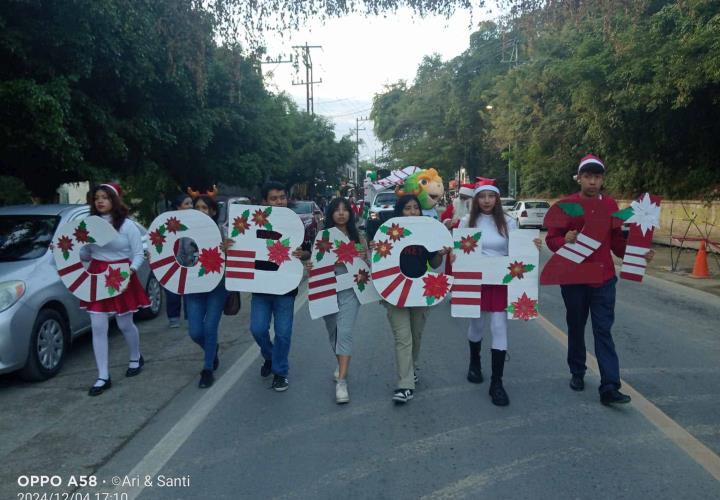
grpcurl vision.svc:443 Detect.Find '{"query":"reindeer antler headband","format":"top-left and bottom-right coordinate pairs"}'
top-left (186, 184), bottom-right (219, 200)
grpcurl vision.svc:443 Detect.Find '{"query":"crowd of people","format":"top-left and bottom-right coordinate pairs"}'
top-left (77, 154), bottom-right (653, 409)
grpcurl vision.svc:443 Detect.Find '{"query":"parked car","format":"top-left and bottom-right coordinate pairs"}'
top-left (508, 200), bottom-right (550, 229)
top-left (500, 197), bottom-right (517, 214)
top-left (290, 200), bottom-right (324, 243)
top-left (365, 189), bottom-right (397, 239)
top-left (0, 204), bottom-right (162, 381)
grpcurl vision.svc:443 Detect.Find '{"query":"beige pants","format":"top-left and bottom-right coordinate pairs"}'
top-left (385, 303), bottom-right (427, 390)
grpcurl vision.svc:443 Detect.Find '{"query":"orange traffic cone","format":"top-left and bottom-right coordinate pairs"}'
top-left (690, 240), bottom-right (710, 279)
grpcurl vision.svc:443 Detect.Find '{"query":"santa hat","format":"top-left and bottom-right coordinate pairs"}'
top-left (459, 183), bottom-right (475, 198)
top-left (474, 177), bottom-right (500, 196)
top-left (100, 182), bottom-right (122, 198)
top-left (577, 154), bottom-right (605, 174)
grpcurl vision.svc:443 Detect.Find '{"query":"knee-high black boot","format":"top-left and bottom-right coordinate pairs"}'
top-left (489, 349), bottom-right (509, 406)
top-left (467, 340), bottom-right (483, 383)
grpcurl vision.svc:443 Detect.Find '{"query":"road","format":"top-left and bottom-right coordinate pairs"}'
top-left (79, 249), bottom-right (720, 499)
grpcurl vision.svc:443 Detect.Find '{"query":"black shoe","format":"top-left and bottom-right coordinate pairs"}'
top-left (260, 359), bottom-right (272, 378)
top-left (489, 379), bottom-right (509, 406)
top-left (413, 370), bottom-right (419, 384)
top-left (199, 369), bottom-right (214, 389)
top-left (570, 374), bottom-right (585, 391)
top-left (271, 374), bottom-right (289, 392)
top-left (468, 340), bottom-right (483, 383)
top-left (600, 389), bottom-right (631, 406)
top-left (392, 388), bottom-right (414, 404)
top-left (125, 355), bottom-right (144, 377)
top-left (213, 345), bottom-right (220, 371)
top-left (88, 378), bottom-right (112, 396)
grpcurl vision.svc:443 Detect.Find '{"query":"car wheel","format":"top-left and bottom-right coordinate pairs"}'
top-left (19, 309), bottom-right (68, 381)
top-left (136, 275), bottom-right (162, 320)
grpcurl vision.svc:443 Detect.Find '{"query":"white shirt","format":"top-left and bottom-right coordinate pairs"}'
top-left (82, 216), bottom-right (145, 270)
top-left (459, 214), bottom-right (517, 257)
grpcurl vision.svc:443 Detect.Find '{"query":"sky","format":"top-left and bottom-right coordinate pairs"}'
top-left (260, 6), bottom-right (495, 164)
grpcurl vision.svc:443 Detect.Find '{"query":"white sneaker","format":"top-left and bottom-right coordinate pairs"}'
top-left (335, 380), bottom-right (349, 404)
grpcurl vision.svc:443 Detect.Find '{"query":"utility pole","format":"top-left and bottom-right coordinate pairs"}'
top-left (354, 116), bottom-right (370, 195)
top-left (502, 37), bottom-right (520, 198)
top-left (292, 43), bottom-right (322, 114)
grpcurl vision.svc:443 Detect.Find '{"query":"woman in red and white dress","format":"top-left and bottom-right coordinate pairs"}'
top-left (81, 183), bottom-right (150, 396)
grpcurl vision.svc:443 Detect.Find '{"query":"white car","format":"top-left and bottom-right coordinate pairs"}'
top-left (508, 200), bottom-right (550, 229)
top-left (500, 197), bottom-right (516, 214)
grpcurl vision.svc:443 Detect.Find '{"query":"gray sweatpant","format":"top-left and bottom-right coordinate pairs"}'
top-left (323, 288), bottom-right (361, 356)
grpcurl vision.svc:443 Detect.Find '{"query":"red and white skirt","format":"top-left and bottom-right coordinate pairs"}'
top-left (480, 284), bottom-right (507, 312)
top-left (80, 259), bottom-right (151, 315)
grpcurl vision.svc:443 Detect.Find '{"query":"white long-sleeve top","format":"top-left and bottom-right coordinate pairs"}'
top-left (459, 213), bottom-right (517, 257)
top-left (81, 216), bottom-right (145, 270)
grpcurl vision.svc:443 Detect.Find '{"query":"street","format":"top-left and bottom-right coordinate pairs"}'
top-left (12, 248), bottom-right (707, 499)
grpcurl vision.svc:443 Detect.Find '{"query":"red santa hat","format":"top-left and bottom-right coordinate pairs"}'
top-left (459, 183), bottom-right (475, 198)
top-left (577, 154), bottom-right (605, 174)
top-left (100, 182), bottom-right (123, 198)
top-left (473, 177), bottom-right (500, 196)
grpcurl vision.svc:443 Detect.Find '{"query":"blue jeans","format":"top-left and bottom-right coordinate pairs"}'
top-left (561, 276), bottom-right (620, 394)
top-left (165, 290), bottom-right (186, 320)
top-left (185, 283), bottom-right (228, 370)
top-left (250, 293), bottom-right (295, 377)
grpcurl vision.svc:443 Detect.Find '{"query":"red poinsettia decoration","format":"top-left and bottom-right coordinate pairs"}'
top-left (386, 223), bottom-right (406, 242)
top-left (252, 208), bottom-right (270, 228)
top-left (508, 292), bottom-right (538, 321)
top-left (73, 221), bottom-right (95, 243)
top-left (232, 215), bottom-right (250, 235)
top-left (315, 238), bottom-right (333, 254)
top-left (354, 268), bottom-right (370, 292)
top-left (334, 241), bottom-right (359, 265)
top-left (165, 216), bottom-right (186, 234)
top-left (267, 240), bottom-right (291, 265)
top-left (460, 235), bottom-right (479, 254)
top-left (508, 261), bottom-right (527, 279)
top-left (198, 246), bottom-right (223, 276)
top-left (373, 239), bottom-right (393, 262)
top-left (104, 266), bottom-right (126, 293)
top-left (149, 228), bottom-right (166, 250)
top-left (56, 235), bottom-right (74, 260)
top-left (422, 273), bottom-right (450, 305)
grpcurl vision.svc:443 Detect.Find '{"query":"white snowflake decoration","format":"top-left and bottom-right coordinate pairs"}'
top-left (627, 193), bottom-right (661, 236)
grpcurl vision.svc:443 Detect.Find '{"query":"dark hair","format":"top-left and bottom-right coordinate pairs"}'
top-left (468, 191), bottom-right (508, 237)
top-left (172, 193), bottom-right (192, 209)
top-left (578, 162), bottom-right (605, 175)
top-left (324, 197), bottom-right (360, 243)
top-left (193, 195), bottom-right (219, 222)
top-left (394, 194), bottom-right (422, 217)
top-left (261, 181), bottom-right (287, 201)
top-left (88, 185), bottom-right (129, 230)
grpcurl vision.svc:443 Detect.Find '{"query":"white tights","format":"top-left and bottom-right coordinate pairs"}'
top-left (467, 311), bottom-right (508, 351)
top-left (90, 312), bottom-right (141, 385)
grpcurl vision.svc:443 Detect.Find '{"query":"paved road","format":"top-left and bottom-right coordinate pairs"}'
top-left (77, 249), bottom-right (720, 499)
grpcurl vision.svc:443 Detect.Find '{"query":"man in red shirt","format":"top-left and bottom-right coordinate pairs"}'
top-left (545, 155), bottom-right (654, 406)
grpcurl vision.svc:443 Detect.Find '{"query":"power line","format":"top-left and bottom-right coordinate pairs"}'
top-left (291, 43), bottom-right (323, 114)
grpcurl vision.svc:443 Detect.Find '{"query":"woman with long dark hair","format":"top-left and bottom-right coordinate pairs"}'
top-left (460, 178), bottom-right (541, 406)
top-left (305, 197), bottom-right (366, 403)
top-left (81, 183), bottom-right (150, 396)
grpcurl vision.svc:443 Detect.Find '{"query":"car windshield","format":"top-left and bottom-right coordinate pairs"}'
top-left (525, 202), bottom-right (550, 209)
top-left (501, 199), bottom-right (516, 207)
top-left (291, 201), bottom-right (314, 214)
top-left (374, 193), bottom-right (396, 206)
top-left (0, 215), bottom-right (60, 262)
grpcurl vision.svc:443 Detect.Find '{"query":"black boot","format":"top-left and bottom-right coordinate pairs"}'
top-left (489, 349), bottom-right (509, 406)
top-left (467, 340), bottom-right (483, 383)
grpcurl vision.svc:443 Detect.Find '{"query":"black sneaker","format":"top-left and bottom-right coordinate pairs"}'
top-left (570, 374), bottom-right (584, 391)
top-left (260, 359), bottom-right (272, 378)
top-left (271, 374), bottom-right (289, 392)
top-left (392, 388), bottom-right (414, 404)
top-left (600, 389), bottom-right (631, 406)
top-left (199, 369), bottom-right (214, 389)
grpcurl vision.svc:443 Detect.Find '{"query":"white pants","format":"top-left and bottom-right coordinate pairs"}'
top-left (467, 312), bottom-right (508, 351)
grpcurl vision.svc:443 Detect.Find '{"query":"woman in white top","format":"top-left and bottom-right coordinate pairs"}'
top-left (80, 183), bottom-right (150, 396)
top-left (459, 178), bottom-right (541, 406)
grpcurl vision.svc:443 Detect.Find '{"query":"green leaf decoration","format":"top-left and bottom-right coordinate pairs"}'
top-left (379, 226), bottom-right (389, 234)
top-left (355, 243), bottom-right (364, 252)
top-left (62, 250), bottom-right (70, 260)
top-left (403, 229), bottom-right (412, 236)
top-left (334, 239), bottom-right (342, 248)
top-left (534, 303), bottom-right (539, 312)
top-left (158, 225), bottom-right (166, 234)
top-left (558, 202), bottom-right (584, 217)
top-left (316, 251), bottom-right (324, 262)
top-left (231, 228), bottom-right (239, 237)
top-left (266, 239), bottom-right (274, 247)
top-left (265, 207), bottom-right (273, 217)
top-left (108, 287), bottom-right (116, 296)
top-left (502, 274), bottom-right (514, 284)
top-left (357, 282), bottom-right (365, 292)
top-left (372, 252), bottom-right (382, 263)
top-left (242, 209), bottom-right (250, 219)
top-left (179, 224), bottom-right (188, 231)
top-left (506, 304), bottom-right (515, 314)
top-left (473, 232), bottom-right (481, 241)
top-left (154, 245), bottom-right (163, 254)
top-left (281, 238), bottom-right (290, 247)
top-left (612, 207), bottom-right (634, 221)
top-left (120, 272), bottom-right (129, 279)
top-left (265, 222), bottom-right (273, 231)
top-left (198, 267), bottom-right (205, 277)
top-left (87, 236), bottom-right (96, 243)
top-left (322, 230), bottom-right (330, 239)
top-left (524, 264), bottom-right (536, 273)
top-left (454, 241), bottom-right (461, 249)
top-left (426, 296), bottom-right (435, 306)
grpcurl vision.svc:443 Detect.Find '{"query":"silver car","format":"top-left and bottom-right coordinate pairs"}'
top-left (0, 204), bottom-right (162, 381)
